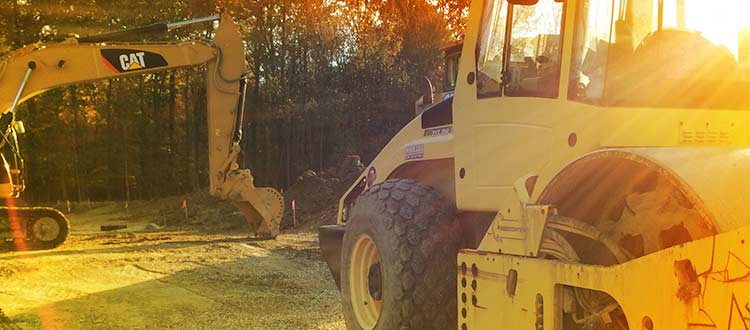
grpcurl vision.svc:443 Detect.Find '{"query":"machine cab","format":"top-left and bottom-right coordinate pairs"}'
top-left (415, 41), bottom-right (464, 115)
top-left (0, 118), bottom-right (26, 198)
top-left (442, 40), bottom-right (463, 93)
top-left (453, 0), bottom-right (750, 213)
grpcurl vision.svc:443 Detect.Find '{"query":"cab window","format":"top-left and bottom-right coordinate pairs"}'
top-left (445, 52), bottom-right (460, 91)
top-left (476, 0), bottom-right (509, 98)
top-left (569, 0), bottom-right (750, 109)
top-left (568, 0), bottom-right (614, 102)
top-left (505, 0), bottom-right (564, 98)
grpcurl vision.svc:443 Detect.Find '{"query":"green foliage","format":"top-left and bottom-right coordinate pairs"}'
top-left (4, 0), bottom-right (469, 202)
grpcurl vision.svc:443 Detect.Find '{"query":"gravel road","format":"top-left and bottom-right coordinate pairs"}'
top-left (0, 229), bottom-right (346, 330)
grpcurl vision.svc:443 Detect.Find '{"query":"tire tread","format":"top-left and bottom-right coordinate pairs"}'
top-left (345, 179), bottom-right (461, 330)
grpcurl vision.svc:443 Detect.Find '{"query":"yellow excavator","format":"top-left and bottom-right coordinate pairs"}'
top-left (0, 13), bottom-right (283, 250)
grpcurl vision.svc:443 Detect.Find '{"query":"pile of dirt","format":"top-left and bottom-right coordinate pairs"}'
top-left (124, 191), bottom-right (247, 231)
top-left (0, 308), bottom-right (20, 330)
top-left (130, 155), bottom-right (365, 231)
top-left (6, 156), bottom-right (364, 235)
top-left (281, 156), bottom-right (364, 229)
top-left (52, 191), bottom-right (248, 233)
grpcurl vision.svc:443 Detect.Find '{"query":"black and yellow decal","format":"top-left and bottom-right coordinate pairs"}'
top-left (100, 49), bottom-right (168, 73)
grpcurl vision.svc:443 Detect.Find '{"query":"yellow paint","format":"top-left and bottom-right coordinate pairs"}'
top-left (336, 0), bottom-right (750, 327)
top-left (458, 225), bottom-right (750, 329)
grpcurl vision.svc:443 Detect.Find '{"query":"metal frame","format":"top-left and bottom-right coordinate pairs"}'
top-left (458, 225), bottom-right (750, 329)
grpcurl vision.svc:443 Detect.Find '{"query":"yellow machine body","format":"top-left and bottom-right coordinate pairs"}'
top-left (330, 0), bottom-right (750, 328)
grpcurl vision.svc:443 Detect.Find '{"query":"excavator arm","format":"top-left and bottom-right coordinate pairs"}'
top-left (0, 13), bottom-right (284, 238)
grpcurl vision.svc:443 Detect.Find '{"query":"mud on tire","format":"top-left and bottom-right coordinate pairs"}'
top-left (341, 179), bottom-right (462, 330)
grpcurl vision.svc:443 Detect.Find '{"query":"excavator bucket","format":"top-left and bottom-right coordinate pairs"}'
top-left (205, 13), bottom-right (285, 238)
top-left (233, 186), bottom-right (285, 238)
top-left (220, 164), bottom-right (285, 237)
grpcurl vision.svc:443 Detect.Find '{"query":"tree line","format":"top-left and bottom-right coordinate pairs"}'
top-left (0, 0), bottom-right (468, 202)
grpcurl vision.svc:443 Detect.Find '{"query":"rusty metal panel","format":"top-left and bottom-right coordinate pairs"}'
top-left (625, 147), bottom-right (750, 233)
top-left (458, 225), bottom-right (750, 329)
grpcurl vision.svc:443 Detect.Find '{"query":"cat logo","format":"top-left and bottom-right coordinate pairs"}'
top-left (119, 52), bottom-right (146, 71)
top-left (100, 49), bottom-right (168, 74)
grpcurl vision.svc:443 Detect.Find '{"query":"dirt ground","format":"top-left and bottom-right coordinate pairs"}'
top-left (0, 204), bottom-right (346, 330)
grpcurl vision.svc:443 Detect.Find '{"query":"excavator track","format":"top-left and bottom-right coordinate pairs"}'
top-left (0, 206), bottom-right (70, 251)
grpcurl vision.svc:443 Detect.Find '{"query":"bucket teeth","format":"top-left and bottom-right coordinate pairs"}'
top-left (233, 187), bottom-right (284, 238)
top-left (217, 168), bottom-right (284, 238)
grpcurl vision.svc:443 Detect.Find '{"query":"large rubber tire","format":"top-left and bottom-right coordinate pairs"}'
top-left (341, 179), bottom-right (462, 330)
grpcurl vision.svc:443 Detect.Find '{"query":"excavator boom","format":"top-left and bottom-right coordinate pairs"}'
top-left (0, 13), bottom-right (283, 242)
